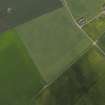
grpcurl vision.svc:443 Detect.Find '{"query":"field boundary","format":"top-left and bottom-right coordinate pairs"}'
top-left (62, 0), bottom-right (105, 57)
top-left (28, 1), bottom-right (105, 104)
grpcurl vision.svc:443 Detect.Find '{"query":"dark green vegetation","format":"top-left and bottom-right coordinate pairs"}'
top-left (76, 62), bottom-right (105, 105)
top-left (0, 30), bottom-right (45, 105)
top-left (83, 13), bottom-right (105, 40)
top-left (72, 47), bottom-right (105, 81)
top-left (98, 33), bottom-right (105, 52)
top-left (86, 77), bottom-right (105, 105)
top-left (35, 47), bottom-right (105, 105)
top-left (15, 7), bottom-right (91, 82)
top-left (0, 0), bottom-right (62, 32)
top-left (75, 96), bottom-right (93, 105)
top-left (1, 0), bottom-right (105, 105)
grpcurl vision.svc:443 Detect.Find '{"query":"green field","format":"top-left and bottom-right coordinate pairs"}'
top-left (67, 0), bottom-right (104, 21)
top-left (14, 7), bottom-right (91, 82)
top-left (1, 1), bottom-right (105, 105)
top-left (35, 46), bottom-right (105, 105)
top-left (86, 76), bottom-right (105, 105)
top-left (98, 33), bottom-right (105, 52)
top-left (0, 30), bottom-right (45, 105)
top-left (0, 0), bottom-right (62, 31)
top-left (70, 46), bottom-right (105, 105)
top-left (83, 14), bottom-right (105, 40)
top-left (75, 96), bottom-right (93, 105)
top-left (72, 47), bottom-right (105, 78)
top-left (35, 66), bottom-right (83, 105)
top-left (76, 67), bottom-right (105, 105)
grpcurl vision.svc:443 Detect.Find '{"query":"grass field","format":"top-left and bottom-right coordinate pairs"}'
top-left (35, 46), bottom-right (105, 105)
top-left (76, 67), bottom-right (105, 105)
top-left (86, 76), bottom-right (105, 105)
top-left (14, 7), bottom-right (91, 82)
top-left (67, 0), bottom-right (105, 21)
top-left (75, 96), bottom-right (93, 105)
top-left (35, 67), bottom-right (83, 105)
top-left (83, 14), bottom-right (105, 40)
top-left (72, 47), bottom-right (105, 78)
top-left (0, 0), bottom-right (62, 32)
top-left (1, 0), bottom-right (105, 105)
top-left (0, 30), bottom-right (45, 105)
top-left (98, 33), bottom-right (105, 52)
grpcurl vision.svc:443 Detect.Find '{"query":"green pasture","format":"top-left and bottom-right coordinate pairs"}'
top-left (0, 30), bottom-right (45, 105)
top-left (86, 76), bottom-right (105, 105)
top-left (35, 46), bottom-right (105, 105)
top-left (67, 0), bottom-right (104, 21)
top-left (98, 33), bottom-right (105, 52)
top-left (72, 47), bottom-right (105, 79)
top-left (76, 66), bottom-right (105, 105)
top-left (14, 7), bottom-right (91, 82)
top-left (83, 14), bottom-right (105, 40)
top-left (75, 96), bottom-right (93, 105)
top-left (35, 66), bottom-right (82, 105)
